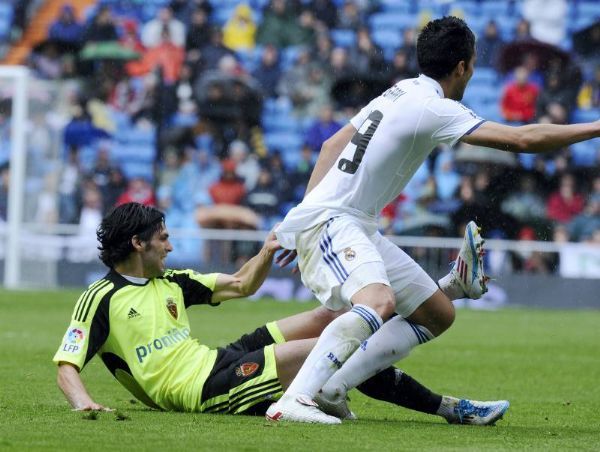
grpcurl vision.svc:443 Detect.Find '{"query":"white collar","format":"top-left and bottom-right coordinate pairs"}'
top-left (417, 74), bottom-right (445, 98)
top-left (121, 274), bottom-right (149, 284)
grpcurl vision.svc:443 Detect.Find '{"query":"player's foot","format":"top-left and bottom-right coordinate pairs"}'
top-left (444, 398), bottom-right (510, 425)
top-left (314, 391), bottom-right (357, 420)
top-left (265, 394), bottom-right (342, 424)
top-left (451, 221), bottom-right (489, 299)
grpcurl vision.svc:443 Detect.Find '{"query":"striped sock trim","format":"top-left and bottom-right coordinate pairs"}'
top-left (406, 320), bottom-right (432, 345)
top-left (351, 305), bottom-right (382, 334)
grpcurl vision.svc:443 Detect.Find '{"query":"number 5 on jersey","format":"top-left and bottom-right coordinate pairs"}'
top-left (338, 110), bottom-right (383, 175)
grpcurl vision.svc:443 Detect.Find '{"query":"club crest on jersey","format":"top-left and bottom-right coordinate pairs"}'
top-left (344, 247), bottom-right (356, 261)
top-left (166, 297), bottom-right (178, 319)
top-left (235, 362), bottom-right (259, 377)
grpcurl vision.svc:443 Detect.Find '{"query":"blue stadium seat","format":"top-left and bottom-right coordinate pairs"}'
top-left (379, 0), bottom-right (413, 14)
top-left (371, 29), bottom-right (403, 51)
top-left (112, 144), bottom-right (155, 163)
top-left (369, 12), bottom-right (418, 31)
top-left (480, 1), bottom-right (509, 17)
top-left (115, 127), bottom-right (155, 145)
top-left (572, 108), bottom-right (600, 124)
top-left (261, 114), bottom-right (301, 133)
top-left (571, 140), bottom-right (599, 166)
top-left (213, 7), bottom-right (235, 25)
top-left (330, 29), bottom-right (356, 48)
top-left (121, 161), bottom-right (154, 180)
top-left (470, 67), bottom-right (499, 86)
top-left (264, 132), bottom-right (303, 153)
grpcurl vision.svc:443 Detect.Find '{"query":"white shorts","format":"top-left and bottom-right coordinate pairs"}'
top-left (296, 215), bottom-right (438, 318)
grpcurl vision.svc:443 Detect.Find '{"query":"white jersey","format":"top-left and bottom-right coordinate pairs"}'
top-left (276, 74), bottom-right (485, 249)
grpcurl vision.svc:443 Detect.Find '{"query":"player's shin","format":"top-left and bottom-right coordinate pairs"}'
top-left (356, 368), bottom-right (442, 415)
top-left (284, 305), bottom-right (382, 400)
top-left (320, 316), bottom-right (433, 401)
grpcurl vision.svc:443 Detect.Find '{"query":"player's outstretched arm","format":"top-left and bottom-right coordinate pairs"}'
top-left (305, 123), bottom-right (356, 195)
top-left (57, 362), bottom-right (113, 411)
top-left (210, 229), bottom-right (282, 303)
top-left (461, 120), bottom-right (600, 153)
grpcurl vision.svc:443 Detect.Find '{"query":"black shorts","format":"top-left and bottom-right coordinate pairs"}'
top-left (200, 325), bottom-right (283, 415)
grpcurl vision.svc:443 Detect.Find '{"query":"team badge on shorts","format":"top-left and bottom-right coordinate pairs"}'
top-left (344, 247), bottom-right (356, 261)
top-left (166, 297), bottom-right (178, 319)
top-left (235, 362), bottom-right (259, 377)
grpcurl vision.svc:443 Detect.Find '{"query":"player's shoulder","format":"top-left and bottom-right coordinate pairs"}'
top-left (72, 277), bottom-right (116, 322)
top-left (426, 98), bottom-right (477, 118)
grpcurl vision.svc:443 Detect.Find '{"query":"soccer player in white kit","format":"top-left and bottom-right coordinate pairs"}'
top-left (267, 17), bottom-right (600, 424)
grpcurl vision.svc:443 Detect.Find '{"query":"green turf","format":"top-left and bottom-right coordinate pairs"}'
top-left (1, 289), bottom-right (599, 451)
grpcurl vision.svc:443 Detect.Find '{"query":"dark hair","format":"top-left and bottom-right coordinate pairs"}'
top-left (417, 16), bottom-right (475, 80)
top-left (97, 203), bottom-right (165, 268)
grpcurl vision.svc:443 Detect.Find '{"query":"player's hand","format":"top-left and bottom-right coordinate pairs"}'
top-left (73, 403), bottom-right (114, 412)
top-left (263, 228), bottom-right (283, 253)
top-left (275, 248), bottom-right (298, 270)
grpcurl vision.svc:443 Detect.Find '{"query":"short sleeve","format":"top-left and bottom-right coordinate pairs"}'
top-left (53, 281), bottom-right (113, 370)
top-left (425, 99), bottom-right (485, 147)
top-left (350, 99), bottom-right (376, 130)
top-left (163, 270), bottom-right (219, 307)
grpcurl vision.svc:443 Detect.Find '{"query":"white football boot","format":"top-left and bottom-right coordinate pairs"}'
top-left (451, 221), bottom-right (489, 299)
top-left (442, 397), bottom-right (510, 425)
top-left (265, 394), bottom-right (342, 424)
top-left (314, 391), bottom-right (357, 421)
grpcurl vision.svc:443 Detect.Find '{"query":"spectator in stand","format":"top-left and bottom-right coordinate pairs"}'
top-left (141, 7), bottom-right (185, 48)
top-left (313, 33), bottom-right (333, 67)
top-left (305, 104), bottom-right (342, 152)
top-left (536, 72), bottom-right (575, 124)
top-left (290, 145), bottom-right (315, 201)
top-left (58, 146), bottom-right (81, 224)
top-left (0, 164), bottom-right (8, 222)
top-left (170, 0), bottom-right (213, 23)
top-left (186, 9), bottom-right (211, 50)
top-left (229, 140), bottom-right (261, 191)
top-left (568, 194), bottom-right (600, 242)
top-left (348, 27), bottom-right (385, 75)
top-left (501, 66), bottom-right (539, 123)
top-left (208, 159), bottom-right (246, 205)
top-left (398, 28), bottom-right (419, 75)
top-left (29, 44), bottom-right (63, 80)
top-left (546, 173), bottom-right (585, 223)
top-left (252, 44), bottom-right (281, 98)
top-left (120, 19), bottom-right (146, 77)
top-left (245, 166), bottom-right (282, 227)
top-left (577, 66), bottom-right (600, 110)
top-left (200, 28), bottom-right (235, 71)
top-left (257, 0), bottom-right (315, 47)
top-left (500, 174), bottom-right (546, 224)
top-left (308, 0), bottom-right (338, 29)
top-left (285, 62), bottom-right (332, 118)
top-left (267, 150), bottom-right (293, 202)
top-left (103, 167), bottom-right (127, 213)
top-left (83, 6), bottom-right (118, 43)
top-left (386, 48), bottom-right (417, 84)
top-left (476, 20), bottom-right (503, 68)
top-left (514, 18), bottom-right (532, 41)
top-left (223, 3), bottom-right (257, 52)
top-left (89, 146), bottom-right (115, 197)
top-left (327, 46), bottom-right (353, 80)
top-left (138, 27), bottom-right (185, 84)
top-left (78, 186), bottom-right (103, 237)
top-left (194, 148), bottom-right (221, 195)
top-left (63, 104), bottom-right (110, 148)
top-left (49, 4), bottom-right (83, 45)
top-left (117, 178), bottom-right (156, 206)
top-left (522, 0), bottom-right (567, 46)
top-left (337, 0), bottom-right (363, 31)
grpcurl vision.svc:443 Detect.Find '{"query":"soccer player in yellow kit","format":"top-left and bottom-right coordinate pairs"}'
top-left (54, 202), bottom-right (505, 423)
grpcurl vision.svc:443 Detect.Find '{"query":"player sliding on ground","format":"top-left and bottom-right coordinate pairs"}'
top-left (54, 203), bottom-right (504, 424)
top-left (266, 16), bottom-right (600, 424)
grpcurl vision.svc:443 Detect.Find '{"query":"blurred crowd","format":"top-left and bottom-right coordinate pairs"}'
top-left (0, 0), bottom-right (599, 269)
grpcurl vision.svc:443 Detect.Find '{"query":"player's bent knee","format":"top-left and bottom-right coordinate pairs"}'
top-left (352, 284), bottom-right (396, 320)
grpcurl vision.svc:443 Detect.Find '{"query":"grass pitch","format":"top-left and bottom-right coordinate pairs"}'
top-left (0, 289), bottom-right (599, 451)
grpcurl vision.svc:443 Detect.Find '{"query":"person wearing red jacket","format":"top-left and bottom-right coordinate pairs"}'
top-left (501, 66), bottom-right (539, 122)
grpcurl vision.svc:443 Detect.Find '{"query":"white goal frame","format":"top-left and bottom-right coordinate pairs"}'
top-left (2, 66), bottom-right (29, 289)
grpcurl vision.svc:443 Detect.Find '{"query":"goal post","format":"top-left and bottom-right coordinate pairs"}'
top-left (2, 66), bottom-right (29, 289)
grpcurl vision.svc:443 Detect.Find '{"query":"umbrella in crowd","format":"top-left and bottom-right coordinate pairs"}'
top-left (497, 39), bottom-right (571, 73)
top-left (80, 41), bottom-right (140, 61)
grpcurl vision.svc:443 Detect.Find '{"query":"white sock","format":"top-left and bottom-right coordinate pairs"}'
top-left (436, 396), bottom-right (460, 421)
top-left (321, 316), bottom-right (434, 398)
top-left (284, 305), bottom-right (382, 400)
top-left (438, 272), bottom-right (465, 300)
